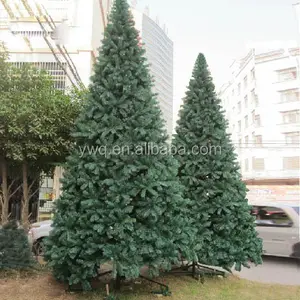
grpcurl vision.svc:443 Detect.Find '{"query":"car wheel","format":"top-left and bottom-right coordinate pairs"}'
top-left (34, 239), bottom-right (45, 256)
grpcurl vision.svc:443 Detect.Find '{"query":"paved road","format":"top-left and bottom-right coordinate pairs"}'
top-left (234, 256), bottom-right (300, 286)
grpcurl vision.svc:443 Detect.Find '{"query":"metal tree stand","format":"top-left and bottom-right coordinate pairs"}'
top-left (68, 269), bottom-right (171, 296)
top-left (67, 269), bottom-right (112, 292)
top-left (139, 275), bottom-right (171, 296)
top-left (167, 262), bottom-right (226, 282)
top-left (99, 271), bottom-right (171, 296)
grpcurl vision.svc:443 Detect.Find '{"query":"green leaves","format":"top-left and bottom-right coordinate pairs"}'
top-left (0, 55), bottom-right (83, 168)
top-left (68, 247), bottom-right (80, 259)
top-left (93, 224), bottom-right (104, 233)
top-left (0, 44), bottom-right (85, 226)
top-left (90, 214), bottom-right (100, 222)
top-left (235, 262), bottom-right (242, 272)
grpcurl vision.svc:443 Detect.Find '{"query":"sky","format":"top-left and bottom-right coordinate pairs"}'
top-left (134, 0), bottom-right (299, 121)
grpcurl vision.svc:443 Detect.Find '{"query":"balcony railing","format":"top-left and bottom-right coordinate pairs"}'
top-left (234, 142), bottom-right (299, 149)
top-left (279, 97), bottom-right (300, 104)
top-left (243, 169), bottom-right (300, 180)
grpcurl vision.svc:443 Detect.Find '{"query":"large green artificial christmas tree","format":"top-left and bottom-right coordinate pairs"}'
top-left (0, 221), bottom-right (34, 269)
top-left (173, 53), bottom-right (262, 271)
top-left (45, 0), bottom-right (194, 290)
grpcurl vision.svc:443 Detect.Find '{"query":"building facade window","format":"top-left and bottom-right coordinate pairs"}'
top-left (251, 110), bottom-right (255, 124)
top-left (11, 61), bottom-right (67, 90)
top-left (238, 83), bottom-right (241, 95)
top-left (251, 89), bottom-right (255, 102)
top-left (245, 115), bottom-right (248, 128)
top-left (283, 157), bottom-right (300, 170)
top-left (245, 135), bottom-right (249, 146)
top-left (11, 30), bottom-right (52, 37)
top-left (243, 75), bottom-right (248, 89)
top-left (238, 101), bottom-right (241, 113)
top-left (254, 135), bottom-right (263, 147)
top-left (254, 115), bottom-right (261, 127)
top-left (244, 95), bottom-right (248, 109)
top-left (251, 68), bottom-right (255, 81)
top-left (252, 158), bottom-right (265, 171)
top-left (279, 89), bottom-right (300, 103)
top-left (277, 67), bottom-right (297, 82)
top-left (281, 110), bottom-right (300, 124)
top-left (245, 159), bottom-right (249, 171)
top-left (251, 89), bottom-right (258, 107)
top-left (284, 132), bottom-right (300, 144)
top-left (238, 120), bottom-right (241, 132)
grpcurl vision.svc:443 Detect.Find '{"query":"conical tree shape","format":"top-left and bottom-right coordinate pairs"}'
top-left (173, 53), bottom-right (262, 271)
top-left (45, 0), bottom-right (193, 290)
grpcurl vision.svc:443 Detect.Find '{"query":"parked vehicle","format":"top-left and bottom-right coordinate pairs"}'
top-left (28, 202), bottom-right (300, 259)
top-left (28, 220), bottom-right (52, 255)
top-left (250, 202), bottom-right (300, 259)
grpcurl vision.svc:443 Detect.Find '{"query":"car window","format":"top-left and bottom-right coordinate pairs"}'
top-left (292, 206), bottom-right (299, 215)
top-left (250, 206), bottom-right (293, 227)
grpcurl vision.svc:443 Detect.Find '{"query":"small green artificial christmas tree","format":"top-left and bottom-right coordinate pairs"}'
top-left (0, 221), bottom-right (34, 269)
top-left (173, 53), bottom-right (263, 271)
top-left (45, 0), bottom-right (194, 290)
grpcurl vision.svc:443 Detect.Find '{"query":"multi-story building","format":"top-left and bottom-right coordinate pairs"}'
top-left (0, 1), bottom-right (174, 219)
top-left (220, 47), bottom-right (300, 184)
top-left (0, 0), bottom-right (110, 220)
top-left (0, 0), bottom-right (111, 89)
top-left (0, 1), bottom-right (173, 138)
top-left (132, 8), bottom-right (174, 139)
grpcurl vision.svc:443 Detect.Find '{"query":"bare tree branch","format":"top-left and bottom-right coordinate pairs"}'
top-left (28, 212), bottom-right (32, 224)
top-left (8, 184), bottom-right (22, 201)
top-left (8, 179), bottom-right (16, 193)
top-left (29, 176), bottom-right (39, 193)
top-left (29, 179), bottom-right (36, 192)
top-left (0, 192), bottom-right (3, 206)
top-left (28, 187), bottom-right (40, 202)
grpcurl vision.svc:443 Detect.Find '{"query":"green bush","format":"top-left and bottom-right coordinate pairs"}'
top-left (0, 220), bottom-right (34, 269)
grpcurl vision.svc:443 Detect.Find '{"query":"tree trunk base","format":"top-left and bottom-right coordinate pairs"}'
top-left (115, 274), bottom-right (121, 292)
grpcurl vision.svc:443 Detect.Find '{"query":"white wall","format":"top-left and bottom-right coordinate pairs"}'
top-left (138, 12), bottom-right (174, 139)
top-left (0, 0), bottom-right (106, 90)
top-left (221, 50), bottom-right (300, 180)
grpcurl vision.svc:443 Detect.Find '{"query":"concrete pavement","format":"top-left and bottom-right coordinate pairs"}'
top-left (235, 256), bottom-right (300, 286)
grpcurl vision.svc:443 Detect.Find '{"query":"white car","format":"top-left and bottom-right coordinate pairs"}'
top-left (28, 220), bottom-right (52, 255)
top-left (250, 202), bottom-right (300, 259)
top-left (28, 203), bottom-right (300, 259)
